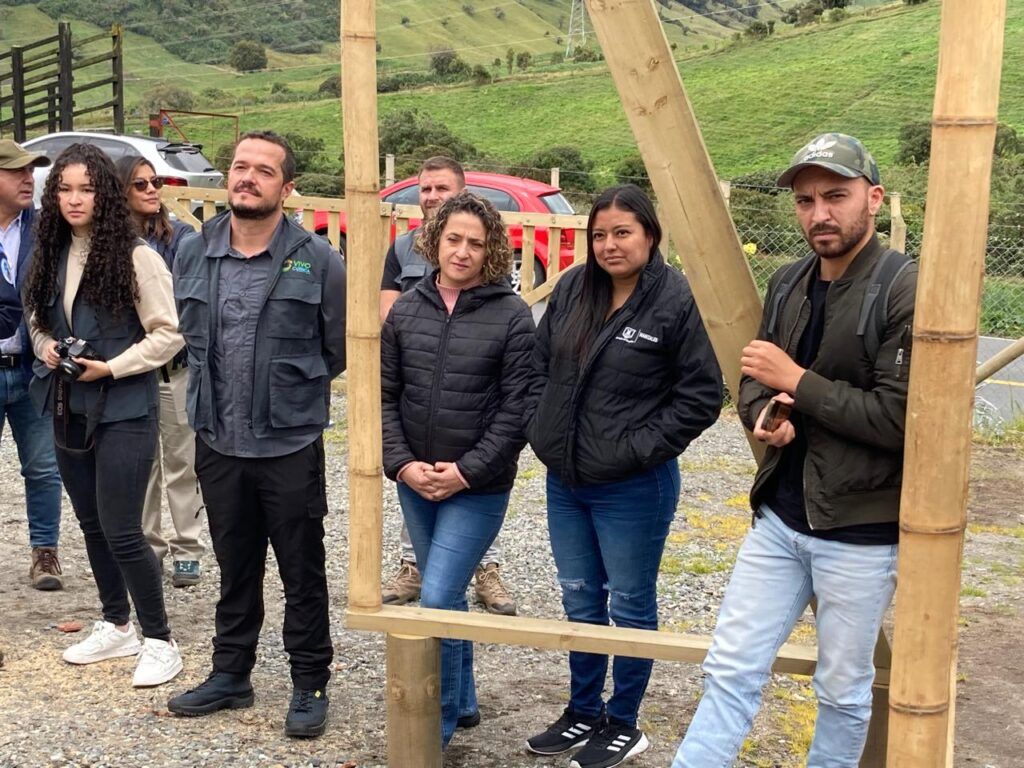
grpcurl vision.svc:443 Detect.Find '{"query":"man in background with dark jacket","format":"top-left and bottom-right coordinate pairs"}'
top-left (674, 134), bottom-right (917, 768)
top-left (0, 139), bottom-right (64, 590)
top-left (166, 132), bottom-right (346, 739)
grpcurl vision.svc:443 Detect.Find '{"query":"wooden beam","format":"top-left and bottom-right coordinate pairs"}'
top-left (887, 1), bottom-right (1007, 765)
top-left (584, 0), bottom-right (765, 461)
top-left (386, 634), bottom-right (441, 767)
top-left (342, 0), bottom-right (385, 612)
top-left (347, 606), bottom-right (825, 678)
top-left (975, 335), bottom-right (1024, 384)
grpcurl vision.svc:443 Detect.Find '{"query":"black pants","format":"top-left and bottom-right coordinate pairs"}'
top-left (55, 415), bottom-right (170, 641)
top-left (195, 436), bottom-right (333, 690)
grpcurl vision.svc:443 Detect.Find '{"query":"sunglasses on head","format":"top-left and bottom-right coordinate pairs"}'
top-left (130, 177), bottom-right (165, 192)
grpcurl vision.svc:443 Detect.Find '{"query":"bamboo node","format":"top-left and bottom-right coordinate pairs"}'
top-left (350, 467), bottom-right (383, 478)
top-left (899, 522), bottom-right (965, 535)
top-left (931, 116), bottom-right (998, 127)
top-left (889, 700), bottom-right (950, 716)
top-left (347, 332), bottom-right (382, 340)
top-left (914, 330), bottom-right (977, 343)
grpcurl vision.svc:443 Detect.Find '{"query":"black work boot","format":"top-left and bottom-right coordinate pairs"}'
top-left (167, 671), bottom-right (254, 716)
top-left (285, 686), bottom-right (329, 738)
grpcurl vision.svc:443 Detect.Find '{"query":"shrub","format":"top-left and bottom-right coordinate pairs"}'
top-left (318, 75), bottom-right (341, 98)
top-left (138, 83), bottom-right (195, 116)
top-left (471, 64), bottom-right (491, 85)
top-left (280, 133), bottom-right (326, 174)
top-left (228, 39), bottom-right (267, 72)
top-left (515, 51), bottom-right (532, 71)
top-left (462, 3), bottom-right (475, 16)
top-left (520, 146), bottom-right (597, 194)
top-left (296, 172), bottom-right (344, 198)
top-left (614, 154), bottom-right (652, 194)
top-left (379, 109), bottom-right (478, 167)
top-left (429, 48), bottom-right (470, 78)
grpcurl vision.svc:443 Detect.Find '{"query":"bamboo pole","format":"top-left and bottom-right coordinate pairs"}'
top-left (887, 2), bottom-right (1006, 765)
top-left (584, 0), bottom-right (764, 460)
top-left (975, 335), bottom-right (1024, 384)
top-left (889, 193), bottom-right (907, 254)
top-left (386, 634), bottom-right (442, 767)
top-left (341, 0), bottom-right (385, 611)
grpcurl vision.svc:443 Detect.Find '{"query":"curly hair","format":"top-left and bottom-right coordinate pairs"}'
top-left (25, 143), bottom-right (139, 333)
top-left (114, 154), bottom-right (173, 245)
top-left (416, 191), bottom-right (512, 285)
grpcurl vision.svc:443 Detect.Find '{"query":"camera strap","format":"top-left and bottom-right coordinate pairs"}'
top-left (52, 376), bottom-right (109, 453)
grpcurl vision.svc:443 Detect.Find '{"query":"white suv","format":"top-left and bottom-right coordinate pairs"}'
top-left (23, 131), bottom-right (223, 213)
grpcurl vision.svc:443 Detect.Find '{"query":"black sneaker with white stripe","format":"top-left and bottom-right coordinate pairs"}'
top-left (525, 707), bottom-right (607, 755)
top-left (568, 720), bottom-right (650, 768)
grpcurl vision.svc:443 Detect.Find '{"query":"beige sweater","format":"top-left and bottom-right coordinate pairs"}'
top-left (31, 234), bottom-right (184, 379)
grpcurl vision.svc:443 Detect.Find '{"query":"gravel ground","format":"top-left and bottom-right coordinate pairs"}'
top-left (1, 382), bottom-right (1021, 768)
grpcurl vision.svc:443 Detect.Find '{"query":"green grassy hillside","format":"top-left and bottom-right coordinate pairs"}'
top-left (3, 1), bottom-right (1023, 182)
top-left (179, 1), bottom-right (1024, 179)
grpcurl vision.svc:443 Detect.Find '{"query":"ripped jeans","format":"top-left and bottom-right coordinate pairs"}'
top-left (546, 460), bottom-right (680, 726)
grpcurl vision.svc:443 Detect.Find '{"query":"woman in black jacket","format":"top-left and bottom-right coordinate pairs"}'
top-left (381, 191), bottom-right (534, 748)
top-left (524, 185), bottom-right (723, 768)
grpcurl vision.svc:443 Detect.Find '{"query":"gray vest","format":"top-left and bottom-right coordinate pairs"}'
top-left (30, 244), bottom-right (157, 422)
top-left (394, 231), bottom-right (428, 293)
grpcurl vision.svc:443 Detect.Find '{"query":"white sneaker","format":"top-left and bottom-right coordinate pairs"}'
top-left (62, 621), bottom-right (142, 665)
top-left (132, 637), bottom-right (183, 687)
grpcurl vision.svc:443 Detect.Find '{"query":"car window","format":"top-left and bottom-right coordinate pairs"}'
top-left (26, 136), bottom-right (77, 159)
top-left (383, 185), bottom-right (421, 206)
top-left (468, 185), bottom-right (519, 212)
top-left (541, 192), bottom-right (575, 215)
top-left (159, 145), bottom-right (216, 173)
top-left (83, 137), bottom-right (132, 162)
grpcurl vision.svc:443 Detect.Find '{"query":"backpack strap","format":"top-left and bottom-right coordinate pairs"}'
top-left (857, 249), bottom-right (913, 361)
top-left (766, 254), bottom-right (817, 343)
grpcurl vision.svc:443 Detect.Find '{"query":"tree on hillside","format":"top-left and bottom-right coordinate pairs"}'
top-left (229, 40), bottom-right (267, 72)
top-left (430, 48), bottom-right (470, 78)
top-left (515, 51), bottom-right (533, 71)
top-left (521, 146), bottom-right (597, 194)
top-left (281, 133), bottom-right (326, 174)
top-left (903, 0), bottom-right (929, 4)
top-left (379, 110), bottom-right (479, 176)
top-left (506, 48), bottom-right (516, 75)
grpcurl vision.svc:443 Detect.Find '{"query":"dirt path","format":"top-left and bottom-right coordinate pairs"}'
top-left (0, 399), bottom-right (1021, 767)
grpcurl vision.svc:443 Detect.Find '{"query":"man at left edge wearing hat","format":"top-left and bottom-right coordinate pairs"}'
top-left (0, 139), bottom-right (65, 590)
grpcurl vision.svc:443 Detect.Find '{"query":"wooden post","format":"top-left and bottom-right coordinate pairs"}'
top-left (385, 153), bottom-right (395, 187)
top-left (386, 634), bottom-right (442, 767)
top-left (10, 47), bottom-right (25, 142)
top-left (975, 335), bottom-right (1024, 384)
top-left (57, 22), bottom-right (73, 131)
top-left (110, 25), bottom-right (125, 134)
top-left (887, 2), bottom-right (1006, 766)
top-left (584, 0), bottom-right (764, 459)
top-left (718, 178), bottom-right (731, 210)
top-left (890, 192), bottom-right (907, 253)
top-left (341, 0), bottom-right (384, 611)
top-left (551, 166), bottom-right (560, 188)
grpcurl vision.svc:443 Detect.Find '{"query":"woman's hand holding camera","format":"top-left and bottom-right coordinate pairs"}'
top-left (72, 357), bottom-right (112, 382)
top-left (42, 340), bottom-right (61, 370)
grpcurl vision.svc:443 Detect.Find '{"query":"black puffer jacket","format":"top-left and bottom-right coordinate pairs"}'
top-left (382, 273), bottom-right (535, 494)
top-left (524, 253), bottom-right (723, 486)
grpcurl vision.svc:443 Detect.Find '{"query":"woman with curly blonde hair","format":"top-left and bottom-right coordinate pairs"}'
top-left (381, 191), bottom-right (535, 747)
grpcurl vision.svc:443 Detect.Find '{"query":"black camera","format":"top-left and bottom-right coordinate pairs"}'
top-left (55, 336), bottom-right (102, 382)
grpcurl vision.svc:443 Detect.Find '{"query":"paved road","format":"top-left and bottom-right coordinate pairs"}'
top-left (976, 335), bottom-right (1024, 428)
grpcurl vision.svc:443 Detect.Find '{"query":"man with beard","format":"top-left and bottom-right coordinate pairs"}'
top-left (672, 134), bottom-right (916, 768)
top-left (167, 132), bottom-right (346, 739)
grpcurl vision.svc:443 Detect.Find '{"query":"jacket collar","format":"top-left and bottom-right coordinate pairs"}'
top-left (825, 232), bottom-right (884, 284)
top-left (414, 268), bottom-right (515, 312)
top-left (200, 210), bottom-right (308, 261)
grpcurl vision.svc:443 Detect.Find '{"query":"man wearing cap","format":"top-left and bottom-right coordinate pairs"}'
top-left (673, 134), bottom-right (917, 768)
top-left (0, 140), bottom-right (64, 591)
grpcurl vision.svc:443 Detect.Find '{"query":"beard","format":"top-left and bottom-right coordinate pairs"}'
top-left (229, 186), bottom-right (279, 220)
top-left (803, 205), bottom-right (872, 260)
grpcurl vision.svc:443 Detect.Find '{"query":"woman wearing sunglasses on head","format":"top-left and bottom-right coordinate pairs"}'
top-left (24, 143), bottom-right (185, 688)
top-left (114, 155), bottom-right (205, 590)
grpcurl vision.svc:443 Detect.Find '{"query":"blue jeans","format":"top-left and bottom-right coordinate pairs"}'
top-left (672, 506), bottom-right (898, 768)
top-left (0, 366), bottom-right (62, 548)
top-left (546, 460), bottom-right (680, 727)
top-left (397, 483), bottom-right (509, 747)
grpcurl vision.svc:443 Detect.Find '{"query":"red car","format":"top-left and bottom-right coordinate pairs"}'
top-left (312, 171), bottom-right (578, 291)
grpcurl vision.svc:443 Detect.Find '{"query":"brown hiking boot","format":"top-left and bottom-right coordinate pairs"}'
top-left (474, 562), bottom-right (517, 616)
top-left (30, 547), bottom-right (63, 591)
top-left (382, 559), bottom-right (421, 605)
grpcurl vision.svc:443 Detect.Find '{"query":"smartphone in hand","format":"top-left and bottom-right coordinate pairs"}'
top-left (762, 400), bottom-right (792, 433)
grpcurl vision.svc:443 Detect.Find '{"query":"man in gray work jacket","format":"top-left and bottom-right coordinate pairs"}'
top-left (167, 131), bottom-right (346, 739)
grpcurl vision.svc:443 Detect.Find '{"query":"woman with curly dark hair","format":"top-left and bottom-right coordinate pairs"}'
top-left (381, 191), bottom-right (534, 747)
top-left (25, 143), bottom-right (185, 688)
top-left (114, 154), bottom-right (205, 588)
